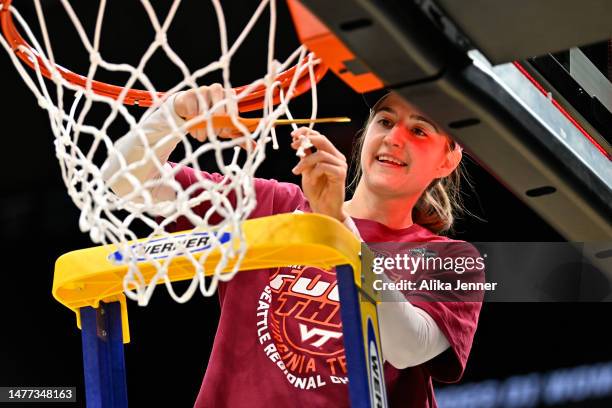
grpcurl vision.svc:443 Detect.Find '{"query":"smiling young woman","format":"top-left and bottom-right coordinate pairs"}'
top-left (345, 92), bottom-right (464, 234)
top-left (103, 85), bottom-right (481, 408)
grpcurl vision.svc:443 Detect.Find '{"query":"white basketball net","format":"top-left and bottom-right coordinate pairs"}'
top-left (0, 0), bottom-right (321, 305)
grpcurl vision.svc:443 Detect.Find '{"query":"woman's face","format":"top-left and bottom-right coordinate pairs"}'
top-left (359, 93), bottom-right (460, 198)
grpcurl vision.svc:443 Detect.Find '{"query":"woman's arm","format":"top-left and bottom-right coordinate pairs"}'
top-left (101, 93), bottom-right (184, 201)
top-left (101, 84), bottom-right (235, 202)
top-left (378, 300), bottom-right (450, 369)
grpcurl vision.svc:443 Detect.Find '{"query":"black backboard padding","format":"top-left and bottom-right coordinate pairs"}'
top-left (301, 0), bottom-right (469, 85)
top-left (301, 0), bottom-right (612, 240)
top-left (435, 0), bottom-right (612, 64)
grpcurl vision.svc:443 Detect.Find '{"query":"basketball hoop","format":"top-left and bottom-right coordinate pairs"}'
top-left (0, 0), bottom-right (328, 110)
top-left (0, 0), bottom-right (330, 304)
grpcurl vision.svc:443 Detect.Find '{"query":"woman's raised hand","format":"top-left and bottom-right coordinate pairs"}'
top-left (174, 83), bottom-right (238, 142)
top-left (290, 127), bottom-right (348, 222)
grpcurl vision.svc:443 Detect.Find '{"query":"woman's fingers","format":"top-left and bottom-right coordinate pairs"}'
top-left (174, 83), bottom-right (243, 143)
top-left (292, 150), bottom-right (346, 175)
top-left (174, 88), bottom-right (202, 118)
top-left (291, 127), bottom-right (345, 161)
top-left (309, 162), bottom-right (346, 182)
top-left (290, 128), bottom-right (346, 175)
top-left (289, 127), bottom-right (347, 221)
top-left (217, 87), bottom-right (241, 139)
top-left (175, 86), bottom-right (210, 142)
top-left (209, 83), bottom-right (225, 114)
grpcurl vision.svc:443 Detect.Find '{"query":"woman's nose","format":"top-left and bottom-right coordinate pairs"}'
top-left (383, 124), bottom-right (408, 147)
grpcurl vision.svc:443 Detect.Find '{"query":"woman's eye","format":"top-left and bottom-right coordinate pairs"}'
top-left (412, 127), bottom-right (428, 137)
top-left (378, 118), bottom-right (394, 128)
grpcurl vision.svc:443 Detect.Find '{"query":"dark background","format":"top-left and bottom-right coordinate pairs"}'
top-left (0, 1), bottom-right (610, 407)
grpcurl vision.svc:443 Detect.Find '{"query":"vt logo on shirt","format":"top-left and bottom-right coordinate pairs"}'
top-left (299, 324), bottom-right (343, 348)
top-left (256, 266), bottom-right (349, 389)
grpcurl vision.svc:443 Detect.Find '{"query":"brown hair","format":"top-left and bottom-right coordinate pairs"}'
top-left (347, 104), bottom-right (467, 235)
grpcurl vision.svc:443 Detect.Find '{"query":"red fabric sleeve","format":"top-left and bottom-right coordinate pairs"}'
top-left (413, 300), bottom-right (481, 383)
top-left (411, 242), bottom-right (484, 383)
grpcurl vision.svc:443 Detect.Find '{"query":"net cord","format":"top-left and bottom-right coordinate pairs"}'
top-left (0, 0), bottom-right (321, 305)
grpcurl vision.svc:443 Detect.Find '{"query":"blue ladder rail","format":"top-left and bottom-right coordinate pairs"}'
top-left (80, 302), bottom-right (128, 408)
